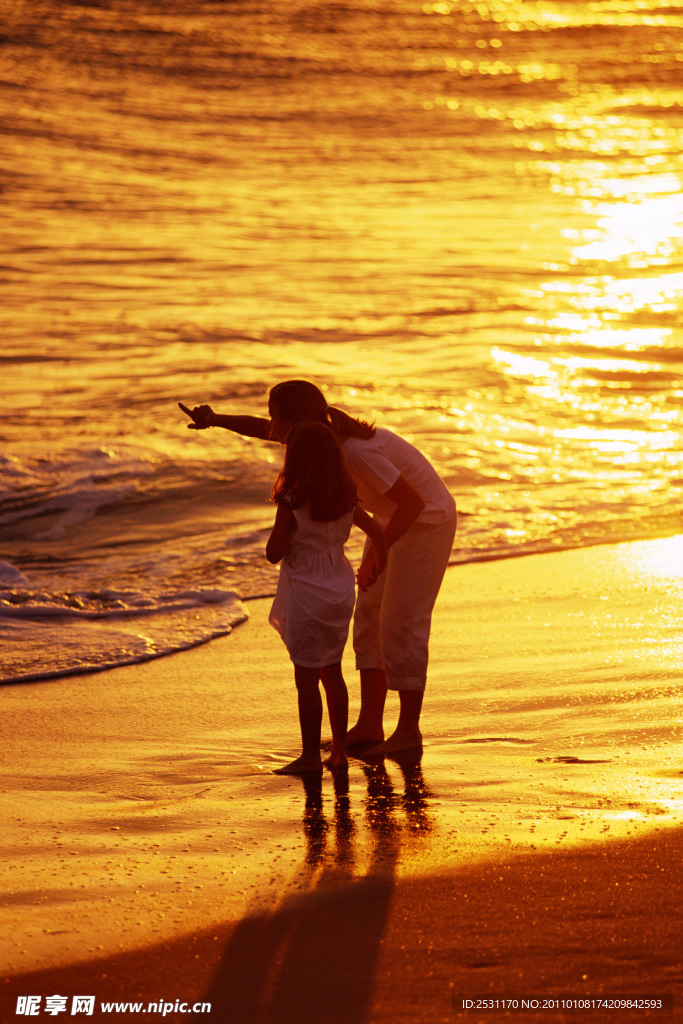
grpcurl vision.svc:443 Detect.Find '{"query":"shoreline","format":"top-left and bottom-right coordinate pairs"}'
top-left (1, 536), bottom-right (682, 1020)
top-left (5, 525), bottom-right (681, 690)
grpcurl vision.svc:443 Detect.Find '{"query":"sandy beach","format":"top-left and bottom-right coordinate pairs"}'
top-left (1, 537), bottom-right (682, 1022)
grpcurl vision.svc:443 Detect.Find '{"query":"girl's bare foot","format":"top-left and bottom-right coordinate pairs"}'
top-left (274, 754), bottom-right (323, 775)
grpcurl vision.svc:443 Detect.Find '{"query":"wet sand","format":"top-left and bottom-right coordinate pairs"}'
top-left (1, 539), bottom-right (682, 1021)
top-left (2, 827), bottom-right (680, 1023)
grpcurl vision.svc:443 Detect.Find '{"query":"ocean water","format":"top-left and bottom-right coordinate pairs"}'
top-left (2, 0), bottom-right (683, 684)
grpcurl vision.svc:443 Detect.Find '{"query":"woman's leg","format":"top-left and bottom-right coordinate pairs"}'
top-left (274, 664), bottom-right (323, 774)
top-left (375, 689), bottom-right (424, 754)
top-left (346, 668), bottom-right (387, 746)
top-left (349, 544), bottom-right (388, 745)
top-left (372, 515), bottom-right (456, 754)
top-left (320, 662), bottom-right (349, 768)
top-left (351, 514), bottom-right (455, 751)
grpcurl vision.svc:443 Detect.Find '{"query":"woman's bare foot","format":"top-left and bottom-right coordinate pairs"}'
top-left (369, 727), bottom-right (422, 757)
top-left (346, 721), bottom-right (384, 747)
top-left (324, 745), bottom-right (348, 769)
top-left (273, 753), bottom-right (323, 775)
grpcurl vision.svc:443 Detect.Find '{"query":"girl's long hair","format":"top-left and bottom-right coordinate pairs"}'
top-left (271, 421), bottom-right (357, 522)
top-left (268, 380), bottom-right (376, 441)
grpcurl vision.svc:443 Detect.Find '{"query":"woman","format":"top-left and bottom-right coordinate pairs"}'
top-left (179, 381), bottom-right (456, 754)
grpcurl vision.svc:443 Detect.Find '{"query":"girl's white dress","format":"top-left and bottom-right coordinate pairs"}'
top-left (269, 504), bottom-right (356, 668)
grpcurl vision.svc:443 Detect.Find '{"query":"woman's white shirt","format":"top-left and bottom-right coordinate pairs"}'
top-left (342, 428), bottom-right (456, 524)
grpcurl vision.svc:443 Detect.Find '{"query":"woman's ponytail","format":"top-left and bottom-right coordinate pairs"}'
top-left (326, 405), bottom-right (376, 440)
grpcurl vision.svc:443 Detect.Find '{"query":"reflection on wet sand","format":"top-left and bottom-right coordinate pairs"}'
top-left (205, 753), bottom-right (433, 1024)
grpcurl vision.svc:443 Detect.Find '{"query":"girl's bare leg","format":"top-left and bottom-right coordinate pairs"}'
top-left (346, 668), bottom-right (386, 746)
top-left (274, 665), bottom-right (323, 774)
top-left (320, 663), bottom-right (348, 768)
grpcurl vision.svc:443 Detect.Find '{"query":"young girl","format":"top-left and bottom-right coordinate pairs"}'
top-left (265, 420), bottom-right (386, 775)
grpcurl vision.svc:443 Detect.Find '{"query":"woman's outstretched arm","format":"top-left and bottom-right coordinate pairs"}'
top-left (178, 402), bottom-right (271, 440)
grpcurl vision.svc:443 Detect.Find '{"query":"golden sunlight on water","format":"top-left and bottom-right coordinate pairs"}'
top-left (569, 192), bottom-right (683, 266)
top-left (624, 534), bottom-right (683, 586)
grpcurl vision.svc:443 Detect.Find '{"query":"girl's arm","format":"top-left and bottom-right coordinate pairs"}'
top-left (353, 506), bottom-right (387, 590)
top-left (179, 402), bottom-right (272, 440)
top-left (266, 503), bottom-right (295, 564)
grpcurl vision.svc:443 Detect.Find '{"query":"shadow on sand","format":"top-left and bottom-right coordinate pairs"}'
top-left (204, 751), bottom-right (434, 1024)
